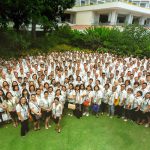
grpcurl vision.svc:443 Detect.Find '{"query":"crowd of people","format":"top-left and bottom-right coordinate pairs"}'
top-left (0, 51), bottom-right (150, 137)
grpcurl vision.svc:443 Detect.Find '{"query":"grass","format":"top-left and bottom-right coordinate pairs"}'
top-left (0, 115), bottom-right (150, 150)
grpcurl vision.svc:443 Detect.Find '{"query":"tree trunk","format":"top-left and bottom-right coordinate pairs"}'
top-left (32, 21), bottom-right (36, 40)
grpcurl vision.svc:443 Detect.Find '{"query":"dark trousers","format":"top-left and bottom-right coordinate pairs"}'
top-left (124, 109), bottom-right (131, 119)
top-left (101, 102), bottom-right (107, 113)
top-left (115, 105), bottom-right (124, 117)
top-left (21, 119), bottom-right (29, 136)
top-left (0, 112), bottom-right (3, 124)
top-left (131, 108), bottom-right (140, 122)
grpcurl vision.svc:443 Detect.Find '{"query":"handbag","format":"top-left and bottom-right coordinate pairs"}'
top-left (68, 103), bottom-right (76, 110)
top-left (114, 98), bottom-right (119, 106)
top-left (83, 99), bottom-right (90, 107)
top-left (92, 104), bottom-right (99, 113)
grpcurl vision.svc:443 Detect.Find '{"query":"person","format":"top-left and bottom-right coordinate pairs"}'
top-left (52, 97), bottom-right (63, 133)
top-left (102, 84), bottom-right (111, 114)
top-left (29, 94), bottom-right (42, 131)
top-left (66, 83), bottom-right (76, 116)
top-left (92, 85), bottom-right (103, 117)
top-left (108, 86), bottom-right (118, 118)
top-left (0, 51), bottom-right (149, 129)
top-left (124, 88), bottom-right (134, 122)
top-left (40, 91), bottom-right (53, 129)
top-left (16, 97), bottom-right (30, 136)
top-left (83, 85), bottom-right (93, 117)
top-left (4, 92), bottom-right (19, 127)
top-left (132, 91), bottom-right (143, 124)
top-left (0, 89), bottom-right (6, 125)
top-left (139, 92), bottom-right (150, 127)
top-left (117, 84), bottom-right (127, 118)
top-left (74, 85), bottom-right (83, 119)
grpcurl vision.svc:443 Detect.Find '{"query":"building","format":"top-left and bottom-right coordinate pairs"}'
top-left (64, 0), bottom-right (150, 27)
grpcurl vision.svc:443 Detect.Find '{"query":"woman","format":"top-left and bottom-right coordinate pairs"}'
top-left (52, 97), bottom-right (63, 133)
top-left (66, 83), bottom-right (76, 116)
top-left (74, 85), bottom-right (83, 118)
top-left (0, 89), bottom-right (6, 125)
top-left (92, 85), bottom-right (103, 117)
top-left (80, 84), bottom-right (87, 106)
top-left (4, 92), bottom-right (19, 127)
top-left (12, 85), bottom-right (21, 99)
top-left (61, 86), bottom-right (67, 108)
top-left (132, 91), bottom-right (143, 124)
top-left (124, 88), bottom-right (135, 122)
top-left (36, 88), bottom-right (43, 105)
top-left (29, 85), bottom-right (36, 95)
top-left (108, 86), bottom-right (118, 118)
top-left (29, 94), bottom-right (42, 131)
top-left (139, 92), bottom-right (150, 127)
top-left (16, 97), bottom-right (30, 136)
top-left (102, 84), bottom-right (111, 114)
top-left (22, 89), bottom-right (30, 103)
top-left (40, 91), bottom-right (53, 129)
top-left (83, 85), bottom-right (93, 117)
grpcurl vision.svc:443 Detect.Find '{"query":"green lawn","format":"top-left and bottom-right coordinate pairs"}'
top-left (0, 115), bottom-right (150, 150)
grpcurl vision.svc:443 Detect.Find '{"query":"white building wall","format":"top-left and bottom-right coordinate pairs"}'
top-left (76, 11), bottom-right (95, 25)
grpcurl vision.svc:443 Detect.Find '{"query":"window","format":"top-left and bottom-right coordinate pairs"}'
top-left (81, 0), bottom-right (86, 6)
top-left (99, 14), bottom-right (109, 23)
top-left (140, 3), bottom-right (147, 7)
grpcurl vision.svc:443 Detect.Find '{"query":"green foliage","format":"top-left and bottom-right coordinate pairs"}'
top-left (0, 0), bottom-right (75, 31)
top-left (0, 24), bottom-right (150, 59)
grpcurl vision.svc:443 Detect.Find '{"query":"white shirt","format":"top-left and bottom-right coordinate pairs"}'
top-left (109, 92), bottom-right (118, 105)
top-left (93, 90), bottom-right (103, 105)
top-left (16, 104), bottom-right (28, 121)
top-left (29, 101), bottom-right (40, 114)
top-left (133, 96), bottom-right (143, 109)
top-left (52, 103), bottom-right (62, 117)
top-left (119, 90), bottom-right (127, 105)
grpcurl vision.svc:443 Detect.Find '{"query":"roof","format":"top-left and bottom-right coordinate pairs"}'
top-left (67, 2), bottom-right (150, 16)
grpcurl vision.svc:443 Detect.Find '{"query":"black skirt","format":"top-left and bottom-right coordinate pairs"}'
top-left (42, 111), bottom-right (52, 118)
top-left (31, 114), bottom-right (41, 122)
top-left (53, 117), bottom-right (60, 124)
top-left (9, 111), bottom-right (18, 120)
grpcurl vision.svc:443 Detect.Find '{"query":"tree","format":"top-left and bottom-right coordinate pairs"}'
top-left (41, 0), bottom-right (75, 32)
top-left (0, 0), bottom-right (33, 31)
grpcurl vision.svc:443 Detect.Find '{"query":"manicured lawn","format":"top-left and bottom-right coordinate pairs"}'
top-left (0, 115), bottom-right (150, 150)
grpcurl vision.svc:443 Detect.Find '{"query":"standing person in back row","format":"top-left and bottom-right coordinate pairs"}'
top-left (16, 97), bottom-right (30, 136)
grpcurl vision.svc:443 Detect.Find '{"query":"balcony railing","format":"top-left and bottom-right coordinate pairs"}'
top-left (74, 0), bottom-right (150, 9)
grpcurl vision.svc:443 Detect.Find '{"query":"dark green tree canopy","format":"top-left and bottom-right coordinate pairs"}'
top-left (0, 0), bottom-right (75, 31)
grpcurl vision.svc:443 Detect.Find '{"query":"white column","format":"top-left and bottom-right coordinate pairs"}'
top-left (94, 13), bottom-right (100, 25)
top-left (79, 0), bottom-right (81, 6)
top-left (139, 17), bottom-right (146, 25)
top-left (147, 19), bottom-right (150, 27)
top-left (126, 14), bottom-right (133, 24)
top-left (110, 11), bottom-right (118, 25)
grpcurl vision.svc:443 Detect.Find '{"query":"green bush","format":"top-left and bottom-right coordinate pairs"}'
top-left (0, 24), bottom-right (150, 59)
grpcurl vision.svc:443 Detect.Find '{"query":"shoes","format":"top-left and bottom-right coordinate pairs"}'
top-left (86, 113), bottom-right (89, 117)
top-left (83, 112), bottom-right (86, 116)
top-left (145, 124), bottom-right (149, 128)
top-left (58, 129), bottom-right (61, 133)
